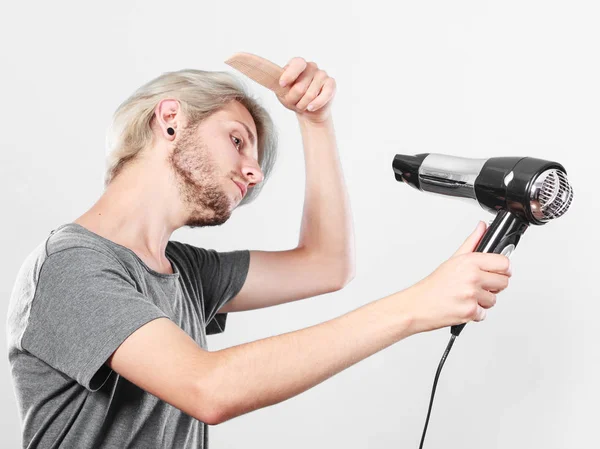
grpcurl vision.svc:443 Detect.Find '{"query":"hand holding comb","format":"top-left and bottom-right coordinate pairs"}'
top-left (224, 52), bottom-right (337, 119)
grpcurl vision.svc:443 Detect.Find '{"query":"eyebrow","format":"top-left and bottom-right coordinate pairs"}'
top-left (233, 120), bottom-right (257, 150)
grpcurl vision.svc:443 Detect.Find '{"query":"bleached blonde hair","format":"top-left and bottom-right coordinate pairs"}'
top-left (104, 69), bottom-right (277, 206)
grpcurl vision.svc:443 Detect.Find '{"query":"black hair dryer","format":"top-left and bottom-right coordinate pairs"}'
top-left (392, 153), bottom-right (574, 336)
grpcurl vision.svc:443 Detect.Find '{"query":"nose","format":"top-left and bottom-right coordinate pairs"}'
top-left (241, 158), bottom-right (264, 186)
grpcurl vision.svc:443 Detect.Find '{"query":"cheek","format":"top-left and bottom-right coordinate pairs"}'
top-left (172, 144), bottom-right (217, 182)
top-left (173, 148), bottom-right (203, 177)
top-left (219, 143), bottom-right (242, 167)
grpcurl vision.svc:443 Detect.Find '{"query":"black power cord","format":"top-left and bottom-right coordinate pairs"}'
top-left (418, 334), bottom-right (457, 449)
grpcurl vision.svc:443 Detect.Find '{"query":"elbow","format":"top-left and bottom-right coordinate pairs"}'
top-left (193, 361), bottom-right (245, 426)
top-left (196, 395), bottom-right (230, 426)
top-left (337, 250), bottom-right (356, 289)
top-left (332, 264), bottom-right (356, 291)
top-left (193, 375), bottom-right (231, 426)
top-left (203, 395), bottom-right (246, 426)
top-left (193, 391), bottom-right (224, 426)
top-left (204, 409), bottom-right (227, 427)
top-left (202, 412), bottom-right (222, 427)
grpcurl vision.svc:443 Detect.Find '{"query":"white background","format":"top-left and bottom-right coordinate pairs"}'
top-left (1, 1), bottom-right (598, 447)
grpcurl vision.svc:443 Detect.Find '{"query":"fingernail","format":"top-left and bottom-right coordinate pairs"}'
top-left (279, 79), bottom-right (287, 87)
top-left (307, 104), bottom-right (314, 111)
top-left (507, 260), bottom-right (513, 275)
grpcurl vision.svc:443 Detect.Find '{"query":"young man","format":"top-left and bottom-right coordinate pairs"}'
top-left (6, 57), bottom-right (512, 448)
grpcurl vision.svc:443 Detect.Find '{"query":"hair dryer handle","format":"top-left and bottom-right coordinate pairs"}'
top-left (451, 210), bottom-right (529, 337)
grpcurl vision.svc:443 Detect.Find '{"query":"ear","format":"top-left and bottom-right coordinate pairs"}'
top-left (154, 99), bottom-right (181, 140)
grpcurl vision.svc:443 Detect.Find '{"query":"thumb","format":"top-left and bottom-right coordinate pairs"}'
top-left (453, 221), bottom-right (487, 257)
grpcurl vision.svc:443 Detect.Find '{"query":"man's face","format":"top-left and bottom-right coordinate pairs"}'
top-left (168, 100), bottom-right (263, 228)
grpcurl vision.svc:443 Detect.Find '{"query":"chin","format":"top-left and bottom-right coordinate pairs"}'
top-left (186, 212), bottom-right (231, 228)
top-left (186, 200), bottom-right (234, 228)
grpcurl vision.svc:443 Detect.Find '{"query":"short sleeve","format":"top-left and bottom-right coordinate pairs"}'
top-left (184, 246), bottom-right (250, 335)
top-left (21, 247), bottom-right (169, 392)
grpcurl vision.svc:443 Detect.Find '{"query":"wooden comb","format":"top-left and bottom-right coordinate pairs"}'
top-left (225, 52), bottom-right (291, 97)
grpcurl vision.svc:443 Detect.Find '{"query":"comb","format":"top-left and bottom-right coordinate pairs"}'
top-left (225, 52), bottom-right (291, 97)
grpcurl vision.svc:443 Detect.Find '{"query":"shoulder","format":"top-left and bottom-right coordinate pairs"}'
top-left (45, 224), bottom-right (122, 263)
top-left (167, 241), bottom-right (248, 281)
top-left (166, 240), bottom-right (211, 278)
top-left (7, 224), bottom-right (122, 353)
top-left (167, 240), bottom-right (215, 263)
top-left (11, 223), bottom-right (117, 294)
top-left (167, 240), bottom-right (248, 269)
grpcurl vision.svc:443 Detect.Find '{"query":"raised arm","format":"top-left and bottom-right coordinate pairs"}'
top-left (221, 58), bottom-right (355, 313)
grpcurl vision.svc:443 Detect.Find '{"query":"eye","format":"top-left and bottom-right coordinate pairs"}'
top-left (231, 135), bottom-right (243, 151)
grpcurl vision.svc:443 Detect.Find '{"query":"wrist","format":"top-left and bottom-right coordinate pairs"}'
top-left (380, 289), bottom-right (419, 339)
top-left (296, 113), bottom-right (333, 128)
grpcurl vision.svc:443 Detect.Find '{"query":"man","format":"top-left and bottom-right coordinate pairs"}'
top-left (6, 57), bottom-right (512, 448)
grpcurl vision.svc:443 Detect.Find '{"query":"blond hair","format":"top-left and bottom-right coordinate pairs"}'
top-left (104, 69), bottom-right (277, 206)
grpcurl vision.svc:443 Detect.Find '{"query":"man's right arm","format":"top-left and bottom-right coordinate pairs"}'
top-left (109, 223), bottom-right (512, 425)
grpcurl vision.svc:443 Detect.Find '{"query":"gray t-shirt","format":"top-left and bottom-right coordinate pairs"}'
top-left (6, 223), bottom-right (250, 448)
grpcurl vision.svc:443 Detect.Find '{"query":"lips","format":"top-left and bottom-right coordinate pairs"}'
top-left (233, 180), bottom-right (247, 198)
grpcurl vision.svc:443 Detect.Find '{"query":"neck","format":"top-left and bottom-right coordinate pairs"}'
top-left (74, 157), bottom-right (189, 269)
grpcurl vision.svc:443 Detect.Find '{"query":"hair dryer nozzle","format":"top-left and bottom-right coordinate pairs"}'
top-left (392, 154), bottom-right (429, 190)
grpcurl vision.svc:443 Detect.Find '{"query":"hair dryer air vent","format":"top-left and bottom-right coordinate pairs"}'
top-left (530, 169), bottom-right (574, 222)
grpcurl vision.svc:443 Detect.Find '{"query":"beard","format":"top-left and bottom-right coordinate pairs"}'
top-left (168, 126), bottom-right (233, 228)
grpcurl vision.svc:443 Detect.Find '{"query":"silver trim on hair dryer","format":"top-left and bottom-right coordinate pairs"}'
top-left (419, 154), bottom-right (488, 199)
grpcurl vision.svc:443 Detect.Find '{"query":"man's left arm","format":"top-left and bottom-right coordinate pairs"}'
top-left (220, 58), bottom-right (355, 313)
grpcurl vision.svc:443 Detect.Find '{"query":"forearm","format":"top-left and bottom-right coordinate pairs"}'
top-left (296, 115), bottom-right (355, 278)
top-left (208, 290), bottom-right (414, 424)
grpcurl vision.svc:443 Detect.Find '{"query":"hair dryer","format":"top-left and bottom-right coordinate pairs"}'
top-left (392, 153), bottom-right (574, 336)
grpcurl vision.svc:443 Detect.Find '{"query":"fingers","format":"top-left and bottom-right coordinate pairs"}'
top-left (472, 305), bottom-right (488, 322)
top-left (278, 58), bottom-right (335, 113)
top-left (478, 271), bottom-right (510, 293)
top-left (462, 301), bottom-right (489, 323)
top-left (279, 57), bottom-right (308, 88)
top-left (295, 70), bottom-right (329, 111)
top-left (470, 252), bottom-right (512, 276)
top-left (454, 286), bottom-right (495, 324)
top-left (453, 221), bottom-right (487, 257)
top-left (282, 62), bottom-right (317, 105)
top-left (476, 289), bottom-right (497, 309)
top-left (305, 78), bottom-right (335, 112)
